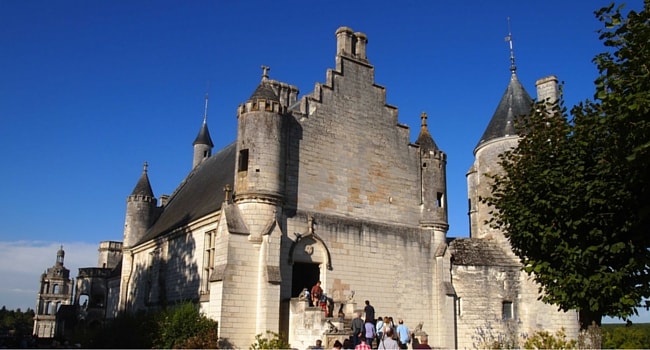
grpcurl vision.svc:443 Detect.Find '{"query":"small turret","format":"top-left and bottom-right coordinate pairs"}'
top-left (193, 94), bottom-right (214, 169)
top-left (416, 112), bottom-right (448, 246)
top-left (123, 162), bottom-right (157, 248)
top-left (234, 66), bottom-right (286, 204)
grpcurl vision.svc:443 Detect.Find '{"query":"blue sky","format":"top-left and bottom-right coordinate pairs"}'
top-left (0, 0), bottom-right (645, 322)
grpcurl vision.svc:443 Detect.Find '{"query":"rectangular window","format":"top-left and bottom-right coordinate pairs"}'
top-left (456, 297), bottom-right (462, 316)
top-left (238, 149), bottom-right (249, 172)
top-left (437, 192), bottom-right (444, 207)
top-left (202, 230), bottom-right (217, 294)
top-left (502, 301), bottom-right (513, 320)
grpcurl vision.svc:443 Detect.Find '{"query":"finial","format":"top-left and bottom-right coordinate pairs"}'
top-left (505, 17), bottom-right (516, 74)
top-left (203, 93), bottom-right (209, 125)
top-left (420, 112), bottom-right (428, 128)
top-left (143, 161), bottom-right (148, 173)
top-left (261, 65), bottom-right (270, 81)
top-left (224, 184), bottom-right (232, 203)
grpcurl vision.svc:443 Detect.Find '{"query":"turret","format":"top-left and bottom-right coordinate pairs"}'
top-left (193, 94), bottom-right (214, 169)
top-left (123, 162), bottom-right (157, 248)
top-left (234, 66), bottom-right (286, 204)
top-left (467, 31), bottom-right (560, 240)
top-left (416, 112), bottom-right (448, 246)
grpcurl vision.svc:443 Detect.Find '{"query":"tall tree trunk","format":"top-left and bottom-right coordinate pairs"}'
top-left (578, 309), bottom-right (602, 330)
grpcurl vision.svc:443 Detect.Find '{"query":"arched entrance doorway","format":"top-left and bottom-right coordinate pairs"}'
top-left (291, 262), bottom-right (320, 301)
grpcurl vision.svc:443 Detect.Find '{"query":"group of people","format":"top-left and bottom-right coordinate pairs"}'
top-left (335, 300), bottom-right (431, 350)
top-left (305, 283), bottom-right (432, 350)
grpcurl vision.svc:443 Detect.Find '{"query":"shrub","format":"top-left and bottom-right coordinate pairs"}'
top-left (523, 328), bottom-right (577, 349)
top-left (250, 330), bottom-right (291, 350)
top-left (154, 301), bottom-right (219, 349)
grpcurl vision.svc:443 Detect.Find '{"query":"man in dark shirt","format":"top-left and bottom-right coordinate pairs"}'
top-left (364, 300), bottom-right (375, 322)
top-left (351, 312), bottom-right (365, 346)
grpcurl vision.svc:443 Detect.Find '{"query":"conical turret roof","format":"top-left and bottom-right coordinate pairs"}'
top-left (193, 121), bottom-right (214, 147)
top-left (248, 65), bottom-right (279, 102)
top-left (131, 162), bottom-right (154, 197)
top-left (475, 73), bottom-right (532, 151)
top-left (249, 81), bottom-right (279, 102)
top-left (415, 112), bottom-right (438, 151)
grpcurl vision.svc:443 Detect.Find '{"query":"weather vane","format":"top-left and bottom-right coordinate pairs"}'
top-left (505, 17), bottom-right (516, 74)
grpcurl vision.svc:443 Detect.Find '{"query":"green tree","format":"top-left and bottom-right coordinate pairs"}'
top-left (484, 1), bottom-right (650, 329)
top-left (602, 324), bottom-right (650, 349)
top-left (153, 301), bottom-right (219, 349)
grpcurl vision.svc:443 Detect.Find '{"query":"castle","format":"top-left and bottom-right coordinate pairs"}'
top-left (34, 26), bottom-right (579, 348)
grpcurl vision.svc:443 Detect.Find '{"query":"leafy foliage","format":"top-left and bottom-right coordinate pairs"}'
top-left (153, 301), bottom-right (218, 349)
top-left (69, 301), bottom-right (219, 349)
top-left (602, 323), bottom-right (650, 348)
top-left (250, 330), bottom-right (291, 350)
top-left (71, 310), bottom-right (157, 348)
top-left (483, 1), bottom-right (650, 328)
top-left (0, 306), bottom-right (36, 348)
top-left (523, 328), bottom-right (577, 349)
top-left (0, 306), bottom-right (34, 337)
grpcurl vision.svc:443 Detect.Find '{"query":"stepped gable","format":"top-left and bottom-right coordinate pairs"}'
top-left (449, 238), bottom-right (520, 267)
top-left (139, 142), bottom-right (237, 243)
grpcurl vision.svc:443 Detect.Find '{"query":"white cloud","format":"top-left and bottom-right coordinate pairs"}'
top-left (0, 241), bottom-right (98, 311)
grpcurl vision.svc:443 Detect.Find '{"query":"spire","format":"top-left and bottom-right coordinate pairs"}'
top-left (475, 18), bottom-right (533, 150)
top-left (203, 91), bottom-right (208, 124)
top-left (415, 112), bottom-right (438, 151)
top-left (505, 17), bottom-right (516, 75)
top-left (131, 161), bottom-right (155, 197)
top-left (193, 93), bottom-right (214, 147)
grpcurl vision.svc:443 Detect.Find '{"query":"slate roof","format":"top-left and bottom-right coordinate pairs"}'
top-left (415, 113), bottom-right (438, 152)
top-left (249, 81), bottom-right (279, 102)
top-left (193, 121), bottom-right (214, 147)
top-left (449, 237), bottom-right (520, 267)
top-left (138, 142), bottom-right (237, 244)
top-left (131, 166), bottom-right (154, 197)
top-left (475, 73), bottom-right (532, 150)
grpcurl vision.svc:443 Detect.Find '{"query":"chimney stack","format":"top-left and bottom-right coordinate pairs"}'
top-left (354, 32), bottom-right (368, 61)
top-left (535, 75), bottom-right (559, 104)
top-left (336, 26), bottom-right (354, 57)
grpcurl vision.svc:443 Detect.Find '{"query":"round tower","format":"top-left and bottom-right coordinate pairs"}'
top-left (193, 93), bottom-right (214, 169)
top-left (123, 162), bottom-right (157, 248)
top-left (416, 112), bottom-right (448, 247)
top-left (468, 31), bottom-right (533, 240)
top-left (234, 66), bottom-right (286, 204)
